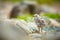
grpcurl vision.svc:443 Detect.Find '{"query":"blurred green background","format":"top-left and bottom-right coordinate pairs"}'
top-left (0, 0), bottom-right (60, 22)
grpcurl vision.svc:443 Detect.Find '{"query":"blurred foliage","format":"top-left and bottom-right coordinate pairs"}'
top-left (16, 14), bottom-right (33, 22)
top-left (36, 0), bottom-right (60, 5)
top-left (40, 13), bottom-right (60, 19)
top-left (0, 0), bottom-right (60, 21)
top-left (0, 0), bottom-right (60, 4)
top-left (36, 0), bottom-right (54, 5)
top-left (17, 12), bottom-right (60, 22)
top-left (0, 0), bottom-right (23, 3)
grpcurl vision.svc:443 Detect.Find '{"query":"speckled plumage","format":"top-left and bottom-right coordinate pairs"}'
top-left (34, 14), bottom-right (60, 33)
top-left (34, 14), bottom-right (48, 33)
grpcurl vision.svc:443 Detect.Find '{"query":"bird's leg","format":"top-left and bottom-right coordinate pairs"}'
top-left (39, 27), bottom-right (43, 34)
top-left (38, 26), bottom-right (42, 34)
top-left (41, 27), bottom-right (43, 33)
top-left (40, 27), bottom-right (42, 34)
top-left (40, 28), bottom-right (41, 33)
top-left (37, 26), bottom-right (40, 33)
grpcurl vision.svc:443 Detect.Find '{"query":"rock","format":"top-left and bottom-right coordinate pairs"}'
top-left (29, 33), bottom-right (41, 40)
top-left (0, 19), bottom-right (32, 40)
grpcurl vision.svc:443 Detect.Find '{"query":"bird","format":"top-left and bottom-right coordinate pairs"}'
top-left (34, 14), bottom-right (60, 33)
top-left (33, 14), bottom-right (47, 33)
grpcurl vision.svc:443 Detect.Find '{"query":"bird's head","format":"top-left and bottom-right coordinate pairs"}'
top-left (33, 14), bottom-right (40, 18)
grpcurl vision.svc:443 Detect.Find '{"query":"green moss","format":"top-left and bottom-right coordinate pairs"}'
top-left (40, 13), bottom-right (60, 19)
top-left (0, 0), bottom-right (22, 3)
top-left (16, 14), bottom-right (33, 22)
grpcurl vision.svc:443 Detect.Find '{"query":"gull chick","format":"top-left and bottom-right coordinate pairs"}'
top-left (34, 14), bottom-right (46, 33)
